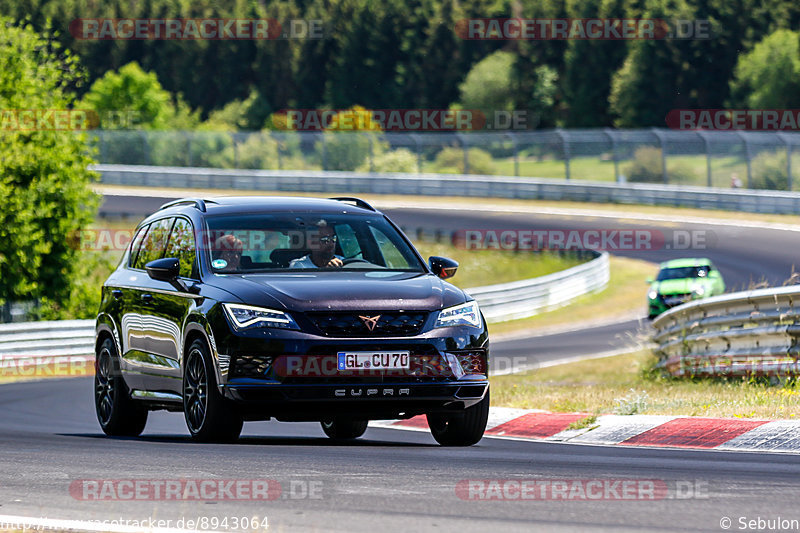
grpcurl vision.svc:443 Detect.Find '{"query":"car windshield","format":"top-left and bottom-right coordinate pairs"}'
top-left (657, 266), bottom-right (709, 281)
top-left (203, 212), bottom-right (425, 274)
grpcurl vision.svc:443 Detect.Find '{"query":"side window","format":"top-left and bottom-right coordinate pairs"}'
top-left (128, 224), bottom-right (150, 268)
top-left (164, 218), bottom-right (197, 278)
top-left (132, 218), bottom-right (173, 270)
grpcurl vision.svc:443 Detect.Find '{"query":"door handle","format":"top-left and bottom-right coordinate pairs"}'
top-left (111, 289), bottom-right (123, 300)
top-left (141, 293), bottom-right (154, 303)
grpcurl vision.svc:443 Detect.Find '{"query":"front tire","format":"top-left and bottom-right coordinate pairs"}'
top-left (321, 418), bottom-right (368, 440)
top-left (427, 389), bottom-right (490, 446)
top-left (183, 339), bottom-right (243, 443)
top-left (94, 337), bottom-right (148, 437)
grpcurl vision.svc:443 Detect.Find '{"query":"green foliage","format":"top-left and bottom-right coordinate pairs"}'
top-left (357, 148), bottom-right (418, 173)
top-left (458, 50), bottom-right (516, 116)
top-left (729, 29), bottom-right (800, 109)
top-left (79, 62), bottom-right (173, 129)
top-left (562, 0), bottom-right (629, 127)
top-left (624, 146), bottom-right (664, 183)
top-left (432, 147), bottom-right (495, 175)
top-left (0, 19), bottom-right (99, 313)
top-left (751, 150), bottom-right (789, 191)
top-left (623, 146), bottom-right (694, 184)
top-left (32, 250), bottom-right (115, 320)
top-left (315, 108), bottom-right (386, 171)
top-left (205, 90), bottom-right (272, 131)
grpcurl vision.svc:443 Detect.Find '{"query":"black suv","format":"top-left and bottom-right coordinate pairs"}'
top-left (95, 196), bottom-right (490, 446)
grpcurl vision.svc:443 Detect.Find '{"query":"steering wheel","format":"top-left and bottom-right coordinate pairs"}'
top-left (342, 257), bottom-right (370, 266)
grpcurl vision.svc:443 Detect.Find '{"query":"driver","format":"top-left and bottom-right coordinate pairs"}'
top-left (289, 220), bottom-right (344, 269)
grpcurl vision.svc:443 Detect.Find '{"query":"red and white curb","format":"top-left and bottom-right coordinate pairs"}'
top-left (370, 407), bottom-right (800, 453)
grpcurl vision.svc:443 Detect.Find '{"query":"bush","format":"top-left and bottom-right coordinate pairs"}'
top-left (623, 146), bottom-right (662, 182)
top-left (751, 150), bottom-right (789, 190)
top-left (215, 132), bottom-right (280, 169)
top-left (31, 251), bottom-right (116, 320)
top-left (623, 146), bottom-right (695, 184)
top-left (357, 148), bottom-right (417, 173)
top-left (0, 19), bottom-right (99, 317)
top-left (319, 131), bottom-right (385, 171)
top-left (431, 147), bottom-right (495, 175)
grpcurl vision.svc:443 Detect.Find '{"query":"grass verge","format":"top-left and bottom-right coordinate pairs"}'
top-left (487, 255), bottom-right (654, 336)
top-left (413, 242), bottom-right (581, 289)
top-left (491, 349), bottom-right (800, 419)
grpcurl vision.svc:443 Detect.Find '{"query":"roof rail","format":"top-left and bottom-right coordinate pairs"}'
top-left (329, 197), bottom-right (376, 212)
top-left (158, 198), bottom-right (211, 212)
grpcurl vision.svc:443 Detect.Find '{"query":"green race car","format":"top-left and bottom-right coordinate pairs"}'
top-left (647, 258), bottom-right (725, 319)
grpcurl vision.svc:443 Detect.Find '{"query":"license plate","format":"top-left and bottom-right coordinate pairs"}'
top-left (337, 351), bottom-right (410, 371)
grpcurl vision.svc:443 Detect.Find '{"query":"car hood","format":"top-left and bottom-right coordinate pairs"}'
top-left (653, 278), bottom-right (711, 295)
top-left (206, 271), bottom-right (468, 312)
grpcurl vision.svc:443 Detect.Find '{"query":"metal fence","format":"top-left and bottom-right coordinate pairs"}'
top-left (86, 129), bottom-right (800, 191)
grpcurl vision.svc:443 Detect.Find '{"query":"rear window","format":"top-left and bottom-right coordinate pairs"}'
top-left (203, 213), bottom-right (424, 274)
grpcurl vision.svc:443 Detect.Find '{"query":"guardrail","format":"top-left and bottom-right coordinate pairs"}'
top-left (652, 286), bottom-right (800, 377)
top-left (96, 164), bottom-right (800, 215)
top-left (466, 251), bottom-right (609, 322)
top-left (0, 319), bottom-right (96, 377)
top-left (0, 251), bottom-right (609, 363)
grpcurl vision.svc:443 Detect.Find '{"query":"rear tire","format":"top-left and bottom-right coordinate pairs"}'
top-left (321, 418), bottom-right (369, 440)
top-left (427, 389), bottom-right (490, 446)
top-left (183, 338), bottom-right (243, 443)
top-left (94, 337), bottom-right (148, 437)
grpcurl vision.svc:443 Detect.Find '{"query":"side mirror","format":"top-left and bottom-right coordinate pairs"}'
top-left (429, 256), bottom-right (458, 279)
top-left (645, 278), bottom-right (653, 284)
top-left (146, 257), bottom-right (180, 282)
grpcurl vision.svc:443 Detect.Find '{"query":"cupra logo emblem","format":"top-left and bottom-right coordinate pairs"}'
top-left (359, 315), bottom-right (381, 331)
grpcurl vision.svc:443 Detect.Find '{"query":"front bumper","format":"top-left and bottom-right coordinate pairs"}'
top-left (212, 318), bottom-right (490, 421)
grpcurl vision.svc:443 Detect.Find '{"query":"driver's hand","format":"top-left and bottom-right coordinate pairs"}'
top-left (326, 257), bottom-right (343, 268)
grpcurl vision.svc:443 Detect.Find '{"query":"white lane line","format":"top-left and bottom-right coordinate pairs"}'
top-left (491, 311), bottom-right (647, 343)
top-left (491, 347), bottom-right (645, 376)
top-left (0, 514), bottom-right (214, 533)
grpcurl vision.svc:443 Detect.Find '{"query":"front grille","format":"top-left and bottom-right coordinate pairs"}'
top-left (230, 355), bottom-right (273, 379)
top-left (306, 311), bottom-right (428, 337)
top-left (662, 293), bottom-right (692, 308)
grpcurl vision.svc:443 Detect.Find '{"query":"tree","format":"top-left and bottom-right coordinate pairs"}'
top-left (0, 19), bottom-right (99, 320)
top-left (79, 61), bottom-right (173, 129)
top-left (562, 0), bottom-right (629, 126)
top-left (458, 50), bottom-right (517, 116)
top-left (729, 29), bottom-right (800, 109)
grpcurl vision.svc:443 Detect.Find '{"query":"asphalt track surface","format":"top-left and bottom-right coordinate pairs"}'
top-left (1, 194), bottom-right (799, 531)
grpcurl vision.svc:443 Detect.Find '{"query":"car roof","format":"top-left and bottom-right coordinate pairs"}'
top-left (658, 258), bottom-right (713, 269)
top-left (147, 196), bottom-right (381, 222)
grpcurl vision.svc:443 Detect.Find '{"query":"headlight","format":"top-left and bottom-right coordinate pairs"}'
top-left (222, 303), bottom-right (299, 330)
top-left (648, 290), bottom-right (658, 300)
top-left (434, 301), bottom-right (482, 329)
top-left (691, 285), bottom-right (706, 297)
